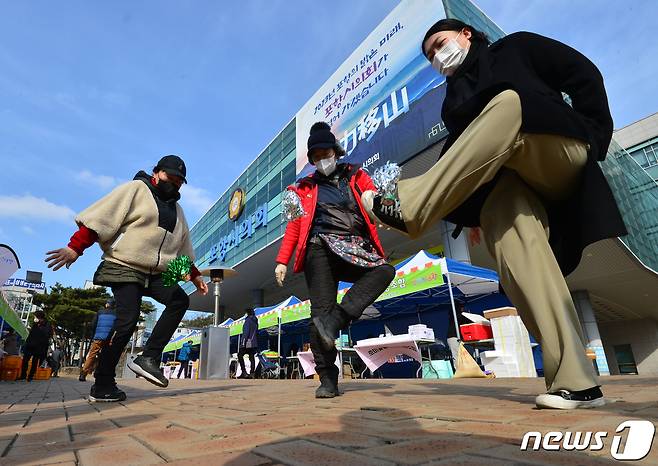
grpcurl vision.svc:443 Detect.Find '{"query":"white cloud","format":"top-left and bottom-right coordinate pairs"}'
top-left (180, 184), bottom-right (215, 216)
top-left (0, 195), bottom-right (76, 222)
top-left (21, 226), bottom-right (35, 235)
top-left (75, 169), bottom-right (120, 190)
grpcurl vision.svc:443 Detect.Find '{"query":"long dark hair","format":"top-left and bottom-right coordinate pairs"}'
top-left (421, 18), bottom-right (489, 59)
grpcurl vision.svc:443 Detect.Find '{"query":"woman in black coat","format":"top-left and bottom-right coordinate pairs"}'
top-left (363, 19), bottom-right (626, 410)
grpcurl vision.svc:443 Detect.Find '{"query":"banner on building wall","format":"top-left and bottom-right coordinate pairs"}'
top-left (295, 0), bottom-right (448, 178)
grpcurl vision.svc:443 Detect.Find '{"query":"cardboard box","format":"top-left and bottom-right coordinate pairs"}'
top-left (408, 325), bottom-right (435, 341)
top-left (483, 307), bottom-right (518, 319)
top-left (484, 313), bottom-right (537, 378)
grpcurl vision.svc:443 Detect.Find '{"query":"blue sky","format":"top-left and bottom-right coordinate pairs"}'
top-left (1, 1), bottom-right (656, 317)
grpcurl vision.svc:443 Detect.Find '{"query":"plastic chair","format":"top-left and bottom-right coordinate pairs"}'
top-left (257, 353), bottom-right (279, 379)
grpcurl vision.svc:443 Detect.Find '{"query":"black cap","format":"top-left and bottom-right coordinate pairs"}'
top-left (155, 155), bottom-right (187, 183)
top-left (307, 122), bottom-right (345, 163)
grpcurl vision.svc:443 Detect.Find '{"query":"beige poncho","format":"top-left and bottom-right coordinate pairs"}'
top-left (76, 180), bottom-right (195, 274)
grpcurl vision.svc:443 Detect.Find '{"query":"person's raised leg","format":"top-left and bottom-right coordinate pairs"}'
top-left (367, 90), bottom-right (524, 237)
top-left (340, 263), bottom-right (395, 321)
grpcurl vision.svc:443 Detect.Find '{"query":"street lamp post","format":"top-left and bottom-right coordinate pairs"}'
top-left (198, 266), bottom-right (237, 379)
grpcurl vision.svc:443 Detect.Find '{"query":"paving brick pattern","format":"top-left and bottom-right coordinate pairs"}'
top-left (0, 375), bottom-right (657, 465)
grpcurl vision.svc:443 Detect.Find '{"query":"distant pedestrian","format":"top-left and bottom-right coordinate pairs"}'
top-left (18, 311), bottom-right (53, 382)
top-left (176, 340), bottom-right (193, 379)
top-left (49, 346), bottom-right (64, 377)
top-left (79, 299), bottom-right (117, 382)
top-left (237, 309), bottom-right (259, 379)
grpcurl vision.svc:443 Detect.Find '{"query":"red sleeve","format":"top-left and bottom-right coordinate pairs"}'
top-left (68, 225), bottom-right (98, 255)
top-left (190, 264), bottom-right (201, 280)
top-left (357, 169), bottom-right (377, 193)
top-left (276, 218), bottom-right (301, 265)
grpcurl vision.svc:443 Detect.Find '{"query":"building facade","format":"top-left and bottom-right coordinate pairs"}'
top-left (186, 0), bottom-right (658, 376)
top-left (1, 274), bottom-right (46, 326)
top-left (614, 112), bottom-right (658, 182)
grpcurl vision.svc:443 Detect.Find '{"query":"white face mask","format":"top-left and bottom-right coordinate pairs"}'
top-left (431, 32), bottom-right (468, 76)
top-left (315, 157), bottom-right (336, 176)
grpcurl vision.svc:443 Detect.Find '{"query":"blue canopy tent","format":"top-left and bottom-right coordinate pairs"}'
top-left (268, 251), bottom-right (506, 350)
top-left (228, 296), bottom-right (302, 357)
top-left (374, 251), bottom-right (502, 338)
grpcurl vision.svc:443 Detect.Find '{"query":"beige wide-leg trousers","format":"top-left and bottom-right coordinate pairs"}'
top-left (398, 90), bottom-right (598, 392)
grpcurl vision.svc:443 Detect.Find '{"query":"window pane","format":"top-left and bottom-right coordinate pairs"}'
top-left (645, 145), bottom-right (657, 165)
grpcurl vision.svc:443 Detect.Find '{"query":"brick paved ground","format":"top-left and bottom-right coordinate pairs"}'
top-left (1, 375), bottom-right (657, 465)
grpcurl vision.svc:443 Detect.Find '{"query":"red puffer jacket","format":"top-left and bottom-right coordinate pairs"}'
top-left (275, 164), bottom-right (385, 273)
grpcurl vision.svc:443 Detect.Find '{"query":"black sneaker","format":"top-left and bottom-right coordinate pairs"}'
top-left (315, 377), bottom-right (338, 399)
top-left (79, 373), bottom-right (87, 382)
top-left (128, 355), bottom-right (168, 388)
top-left (535, 386), bottom-right (605, 409)
top-left (89, 384), bottom-right (127, 402)
top-left (331, 373), bottom-right (342, 397)
top-left (361, 191), bottom-right (408, 234)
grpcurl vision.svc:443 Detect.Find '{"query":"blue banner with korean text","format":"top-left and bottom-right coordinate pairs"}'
top-left (295, 0), bottom-right (448, 178)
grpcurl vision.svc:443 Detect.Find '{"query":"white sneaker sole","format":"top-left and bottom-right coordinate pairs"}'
top-left (535, 394), bottom-right (606, 410)
top-left (88, 395), bottom-right (121, 403)
top-left (127, 360), bottom-right (168, 388)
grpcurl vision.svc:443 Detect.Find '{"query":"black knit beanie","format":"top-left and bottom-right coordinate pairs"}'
top-left (307, 122), bottom-right (345, 163)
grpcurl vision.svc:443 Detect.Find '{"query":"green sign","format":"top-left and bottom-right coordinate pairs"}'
top-left (376, 263), bottom-right (443, 302)
top-left (163, 332), bottom-right (202, 353)
top-left (0, 294), bottom-right (28, 339)
top-left (228, 261), bottom-right (444, 335)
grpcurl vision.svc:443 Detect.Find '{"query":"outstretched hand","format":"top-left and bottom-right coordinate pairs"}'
top-left (45, 247), bottom-right (79, 271)
top-left (192, 276), bottom-right (209, 295)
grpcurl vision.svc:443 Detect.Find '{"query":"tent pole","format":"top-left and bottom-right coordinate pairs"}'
top-left (338, 330), bottom-right (343, 379)
top-left (445, 263), bottom-right (461, 340)
top-left (277, 311), bottom-right (282, 378)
